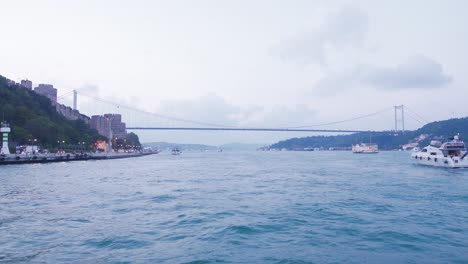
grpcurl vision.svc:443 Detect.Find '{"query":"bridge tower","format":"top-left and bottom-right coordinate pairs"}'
top-left (394, 105), bottom-right (405, 133)
top-left (1, 121), bottom-right (11, 154)
top-left (73, 90), bottom-right (78, 111)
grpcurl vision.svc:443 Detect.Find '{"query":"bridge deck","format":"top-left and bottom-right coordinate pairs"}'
top-left (126, 127), bottom-right (374, 133)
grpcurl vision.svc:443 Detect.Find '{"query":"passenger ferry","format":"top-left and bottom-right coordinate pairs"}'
top-left (411, 134), bottom-right (468, 168)
top-left (171, 147), bottom-right (181, 155)
top-left (352, 143), bottom-right (379, 154)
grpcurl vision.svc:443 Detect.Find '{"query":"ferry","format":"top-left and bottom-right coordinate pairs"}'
top-left (172, 147), bottom-right (181, 155)
top-left (352, 143), bottom-right (379, 154)
top-left (411, 134), bottom-right (468, 168)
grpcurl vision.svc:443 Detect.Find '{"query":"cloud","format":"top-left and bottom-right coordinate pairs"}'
top-left (155, 93), bottom-right (317, 128)
top-left (158, 93), bottom-right (242, 127)
top-left (361, 55), bottom-right (452, 90)
top-left (313, 68), bottom-right (360, 96)
top-left (311, 55), bottom-right (452, 95)
top-left (77, 83), bottom-right (100, 95)
top-left (276, 5), bottom-right (369, 66)
top-left (248, 105), bottom-right (317, 128)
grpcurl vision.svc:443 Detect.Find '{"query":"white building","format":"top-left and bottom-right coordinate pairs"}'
top-left (1, 122), bottom-right (11, 155)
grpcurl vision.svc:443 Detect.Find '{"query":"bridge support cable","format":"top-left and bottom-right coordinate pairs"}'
top-left (404, 111), bottom-right (426, 126)
top-left (57, 90), bottom-right (75, 101)
top-left (404, 106), bottom-right (429, 124)
top-left (77, 92), bottom-right (236, 128)
top-left (286, 107), bottom-right (394, 129)
top-left (77, 92), bottom-right (403, 132)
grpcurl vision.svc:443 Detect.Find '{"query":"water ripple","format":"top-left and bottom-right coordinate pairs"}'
top-left (1, 151), bottom-right (467, 263)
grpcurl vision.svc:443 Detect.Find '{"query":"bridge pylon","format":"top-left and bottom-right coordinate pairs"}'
top-left (394, 105), bottom-right (405, 133)
top-left (73, 90), bottom-right (77, 111)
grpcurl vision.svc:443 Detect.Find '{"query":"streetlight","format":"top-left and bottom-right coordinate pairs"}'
top-left (57, 140), bottom-right (65, 153)
top-left (32, 139), bottom-right (37, 154)
top-left (78, 141), bottom-right (86, 153)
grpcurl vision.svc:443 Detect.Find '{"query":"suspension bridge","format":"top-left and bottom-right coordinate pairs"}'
top-left (57, 90), bottom-right (428, 134)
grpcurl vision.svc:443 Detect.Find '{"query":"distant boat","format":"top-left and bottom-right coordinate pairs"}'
top-left (171, 147), bottom-right (181, 155)
top-left (411, 133), bottom-right (468, 168)
top-left (352, 134), bottom-right (378, 154)
top-left (352, 143), bottom-right (379, 154)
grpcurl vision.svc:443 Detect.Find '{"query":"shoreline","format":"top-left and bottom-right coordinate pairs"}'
top-left (0, 152), bottom-right (156, 166)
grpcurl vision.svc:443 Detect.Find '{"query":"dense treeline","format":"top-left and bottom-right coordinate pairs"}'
top-left (112, 132), bottom-right (142, 151)
top-left (270, 117), bottom-right (468, 150)
top-left (0, 75), bottom-right (105, 150)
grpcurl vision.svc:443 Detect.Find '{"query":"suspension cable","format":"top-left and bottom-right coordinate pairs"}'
top-left (404, 110), bottom-right (426, 125)
top-left (57, 89), bottom-right (75, 100)
top-left (288, 107), bottom-right (394, 128)
top-left (404, 106), bottom-right (429, 123)
top-left (78, 92), bottom-right (235, 128)
top-left (77, 92), bottom-right (405, 130)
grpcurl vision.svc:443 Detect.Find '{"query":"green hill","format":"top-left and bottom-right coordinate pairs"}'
top-left (0, 75), bottom-right (105, 151)
top-left (269, 117), bottom-right (468, 150)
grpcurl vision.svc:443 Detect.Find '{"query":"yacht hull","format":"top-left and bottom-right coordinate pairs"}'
top-left (411, 153), bottom-right (468, 168)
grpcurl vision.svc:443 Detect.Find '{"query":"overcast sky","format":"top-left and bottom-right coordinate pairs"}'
top-left (1, 0), bottom-right (467, 145)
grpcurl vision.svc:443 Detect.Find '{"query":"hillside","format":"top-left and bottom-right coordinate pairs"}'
top-left (143, 142), bottom-right (218, 151)
top-left (0, 75), bottom-right (105, 150)
top-left (269, 117), bottom-right (468, 150)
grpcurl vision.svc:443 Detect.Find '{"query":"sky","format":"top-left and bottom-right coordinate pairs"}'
top-left (1, 0), bottom-right (467, 145)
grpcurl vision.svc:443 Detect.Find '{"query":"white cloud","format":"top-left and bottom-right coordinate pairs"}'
top-left (78, 83), bottom-right (100, 95)
top-left (311, 55), bottom-right (452, 96)
top-left (155, 93), bottom-right (317, 128)
top-left (158, 93), bottom-right (241, 127)
top-left (361, 55), bottom-right (452, 90)
top-left (276, 5), bottom-right (369, 66)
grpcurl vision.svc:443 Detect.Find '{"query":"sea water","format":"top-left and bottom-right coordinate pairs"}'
top-left (1, 151), bottom-right (467, 263)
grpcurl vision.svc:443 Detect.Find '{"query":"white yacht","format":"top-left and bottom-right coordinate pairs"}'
top-left (411, 134), bottom-right (468, 168)
top-left (352, 143), bottom-right (379, 154)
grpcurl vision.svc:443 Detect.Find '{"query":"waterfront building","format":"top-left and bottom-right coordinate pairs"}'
top-left (34, 84), bottom-right (57, 103)
top-left (90, 114), bottom-right (128, 152)
top-left (90, 115), bottom-right (113, 140)
top-left (20, 79), bottom-right (32, 90)
top-left (95, 139), bottom-right (111, 152)
top-left (1, 121), bottom-right (11, 155)
top-left (90, 113), bottom-right (127, 142)
top-left (104, 114), bottom-right (127, 139)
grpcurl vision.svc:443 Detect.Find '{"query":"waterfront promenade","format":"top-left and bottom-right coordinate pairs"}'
top-left (0, 152), bottom-right (156, 165)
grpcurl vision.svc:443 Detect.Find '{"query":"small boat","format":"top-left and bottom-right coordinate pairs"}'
top-left (171, 147), bottom-right (181, 155)
top-left (352, 143), bottom-right (378, 154)
top-left (411, 134), bottom-right (468, 168)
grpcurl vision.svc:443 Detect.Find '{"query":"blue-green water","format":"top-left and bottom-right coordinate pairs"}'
top-left (1, 151), bottom-right (467, 263)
